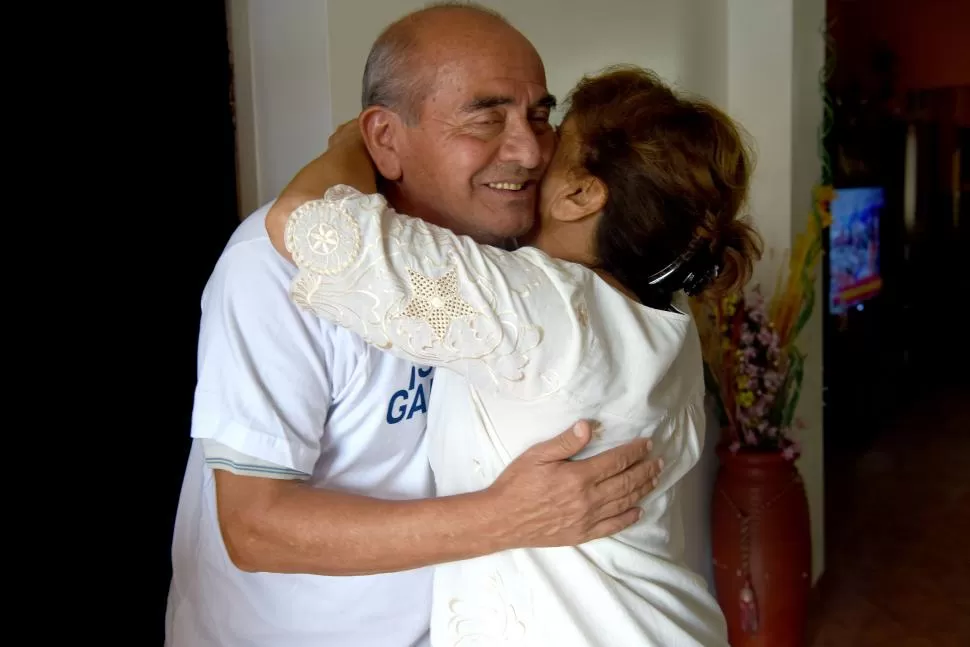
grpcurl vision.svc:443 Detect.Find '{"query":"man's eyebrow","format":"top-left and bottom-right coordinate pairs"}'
top-left (460, 93), bottom-right (558, 113)
top-left (461, 95), bottom-right (514, 113)
top-left (533, 94), bottom-right (558, 110)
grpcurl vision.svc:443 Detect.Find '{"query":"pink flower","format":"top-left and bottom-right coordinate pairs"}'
top-left (763, 370), bottom-right (784, 390)
top-left (757, 328), bottom-right (774, 346)
top-left (749, 400), bottom-right (767, 418)
top-left (729, 441), bottom-right (741, 453)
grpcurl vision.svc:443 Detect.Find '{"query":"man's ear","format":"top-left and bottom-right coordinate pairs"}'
top-left (558, 174), bottom-right (608, 222)
top-left (358, 106), bottom-right (404, 181)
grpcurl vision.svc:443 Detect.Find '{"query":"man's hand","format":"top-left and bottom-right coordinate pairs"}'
top-left (485, 420), bottom-right (663, 548)
top-left (213, 421), bottom-right (661, 576)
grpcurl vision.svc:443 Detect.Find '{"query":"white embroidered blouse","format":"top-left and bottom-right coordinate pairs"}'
top-left (285, 185), bottom-right (728, 647)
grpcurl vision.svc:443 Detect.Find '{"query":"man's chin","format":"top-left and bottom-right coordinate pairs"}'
top-left (472, 202), bottom-right (535, 239)
top-left (514, 207), bottom-right (544, 246)
top-left (470, 213), bottom-right (534, 246)
top-left (500, 210), bottom-right (536, 241)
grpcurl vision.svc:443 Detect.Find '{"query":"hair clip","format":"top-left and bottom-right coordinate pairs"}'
top-left (682, 261), bottom-right (720, 296)
top-left (646, 240), bottom-right (719, 296)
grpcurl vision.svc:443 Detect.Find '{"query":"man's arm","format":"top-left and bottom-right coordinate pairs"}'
top-left (217, 420), bottom-right (661, 576)
top-left (202, 225), bottom-right (662, 578)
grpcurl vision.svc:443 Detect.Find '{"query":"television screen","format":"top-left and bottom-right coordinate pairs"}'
top-left (828, 186), bottom-right (884, 314)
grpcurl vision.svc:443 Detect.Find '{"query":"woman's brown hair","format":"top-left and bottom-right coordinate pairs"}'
top-left (565, 65), bottom-right (763, 307)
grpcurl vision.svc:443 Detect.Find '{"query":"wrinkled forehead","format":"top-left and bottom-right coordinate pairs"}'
top-left (418, 40), bottom-right (550, 117)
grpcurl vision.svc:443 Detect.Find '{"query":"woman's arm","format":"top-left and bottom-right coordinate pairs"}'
top-left (267, 120), bottom-right (377, 263)
top-left (268, 125), bottom-right (591, 400)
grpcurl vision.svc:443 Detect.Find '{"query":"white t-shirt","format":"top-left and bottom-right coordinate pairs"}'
top-left (166, 202), bottom-right (435, 647)
top-left (284, 186), bottom-right (730, 647)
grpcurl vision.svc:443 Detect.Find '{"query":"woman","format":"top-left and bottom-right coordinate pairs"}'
top-left (266, 65), bottom-right (762, 646)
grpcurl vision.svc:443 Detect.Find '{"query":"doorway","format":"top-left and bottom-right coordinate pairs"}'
top-left (143, 0), bottom-right (241, 641)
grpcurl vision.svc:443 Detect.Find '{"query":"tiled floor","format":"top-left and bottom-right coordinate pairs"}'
top-left (808, 384), bottom-right (970, 646)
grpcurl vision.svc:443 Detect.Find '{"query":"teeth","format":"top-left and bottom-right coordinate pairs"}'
top-left (487, 182), bottom-right (524, 191)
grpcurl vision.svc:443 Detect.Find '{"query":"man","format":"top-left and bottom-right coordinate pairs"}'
top-left (166, 4), bottom-right (660, 647)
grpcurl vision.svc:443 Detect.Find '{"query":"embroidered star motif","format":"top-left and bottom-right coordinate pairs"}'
top-left (401, 267), bottom-right (477, 341)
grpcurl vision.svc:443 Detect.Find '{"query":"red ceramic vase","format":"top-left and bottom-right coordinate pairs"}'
top-left (711, 443), bottom-right (812, 646)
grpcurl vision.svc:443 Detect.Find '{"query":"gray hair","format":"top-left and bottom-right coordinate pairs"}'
top-left (360, 2), bottom-right (509, 124)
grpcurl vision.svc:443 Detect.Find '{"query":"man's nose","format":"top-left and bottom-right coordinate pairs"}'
top-left (498, 120), bottom-right (543, 171)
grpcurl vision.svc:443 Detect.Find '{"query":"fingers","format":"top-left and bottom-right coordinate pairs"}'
top-left (581, 456), bottom-right (664, 541)
top-left (582, 437), bottom-right (653, 485)
top-left (583, 507), bottom-right (643, 542)
top-left (594, 458), bottom-right (662, 514)
top-left (591, 459), bottom-right (663, 522)
top-left (525, 420), bottom-right (593, 463)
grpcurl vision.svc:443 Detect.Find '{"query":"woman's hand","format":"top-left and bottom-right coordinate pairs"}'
top-left (324, 119), bottom-right (378, 194)
top-left (266, 116), bottom-right (378, 262)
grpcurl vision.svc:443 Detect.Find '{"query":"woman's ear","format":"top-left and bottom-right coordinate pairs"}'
top-left (558, 174), bottom-right (608, 222)
top-left (358, 107), bottom-right (403, 181)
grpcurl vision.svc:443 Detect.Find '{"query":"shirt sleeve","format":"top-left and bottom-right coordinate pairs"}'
top-left (285, 184), bottom-right (593, 401)
top-left (202, 439), bottom-right (309, 480)
top-left (191, 239), bottom-right (342, 474)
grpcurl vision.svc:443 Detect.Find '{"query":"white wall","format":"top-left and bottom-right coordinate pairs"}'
top-left (228, 0), bottom-right (333, 215)
top-left (791, 0), bottom-right (827, 584)
top-left (228, 0), bottom-right (826, 585)
top-left (327, 0), bottom-right (727, 125)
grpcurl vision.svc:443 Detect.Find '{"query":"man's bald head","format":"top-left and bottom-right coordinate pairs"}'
top-left (357, 2), bottom-right (554, 244)
top-left (361, 2), bottom-right (530, 124)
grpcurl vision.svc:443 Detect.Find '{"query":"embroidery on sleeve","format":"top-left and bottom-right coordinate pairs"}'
top-left (285, 196), bottom-right (362, 276)
top-left (400, 266), bottom-right (478, 341)
top-left (285, 185), bottom-right (580, 401)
